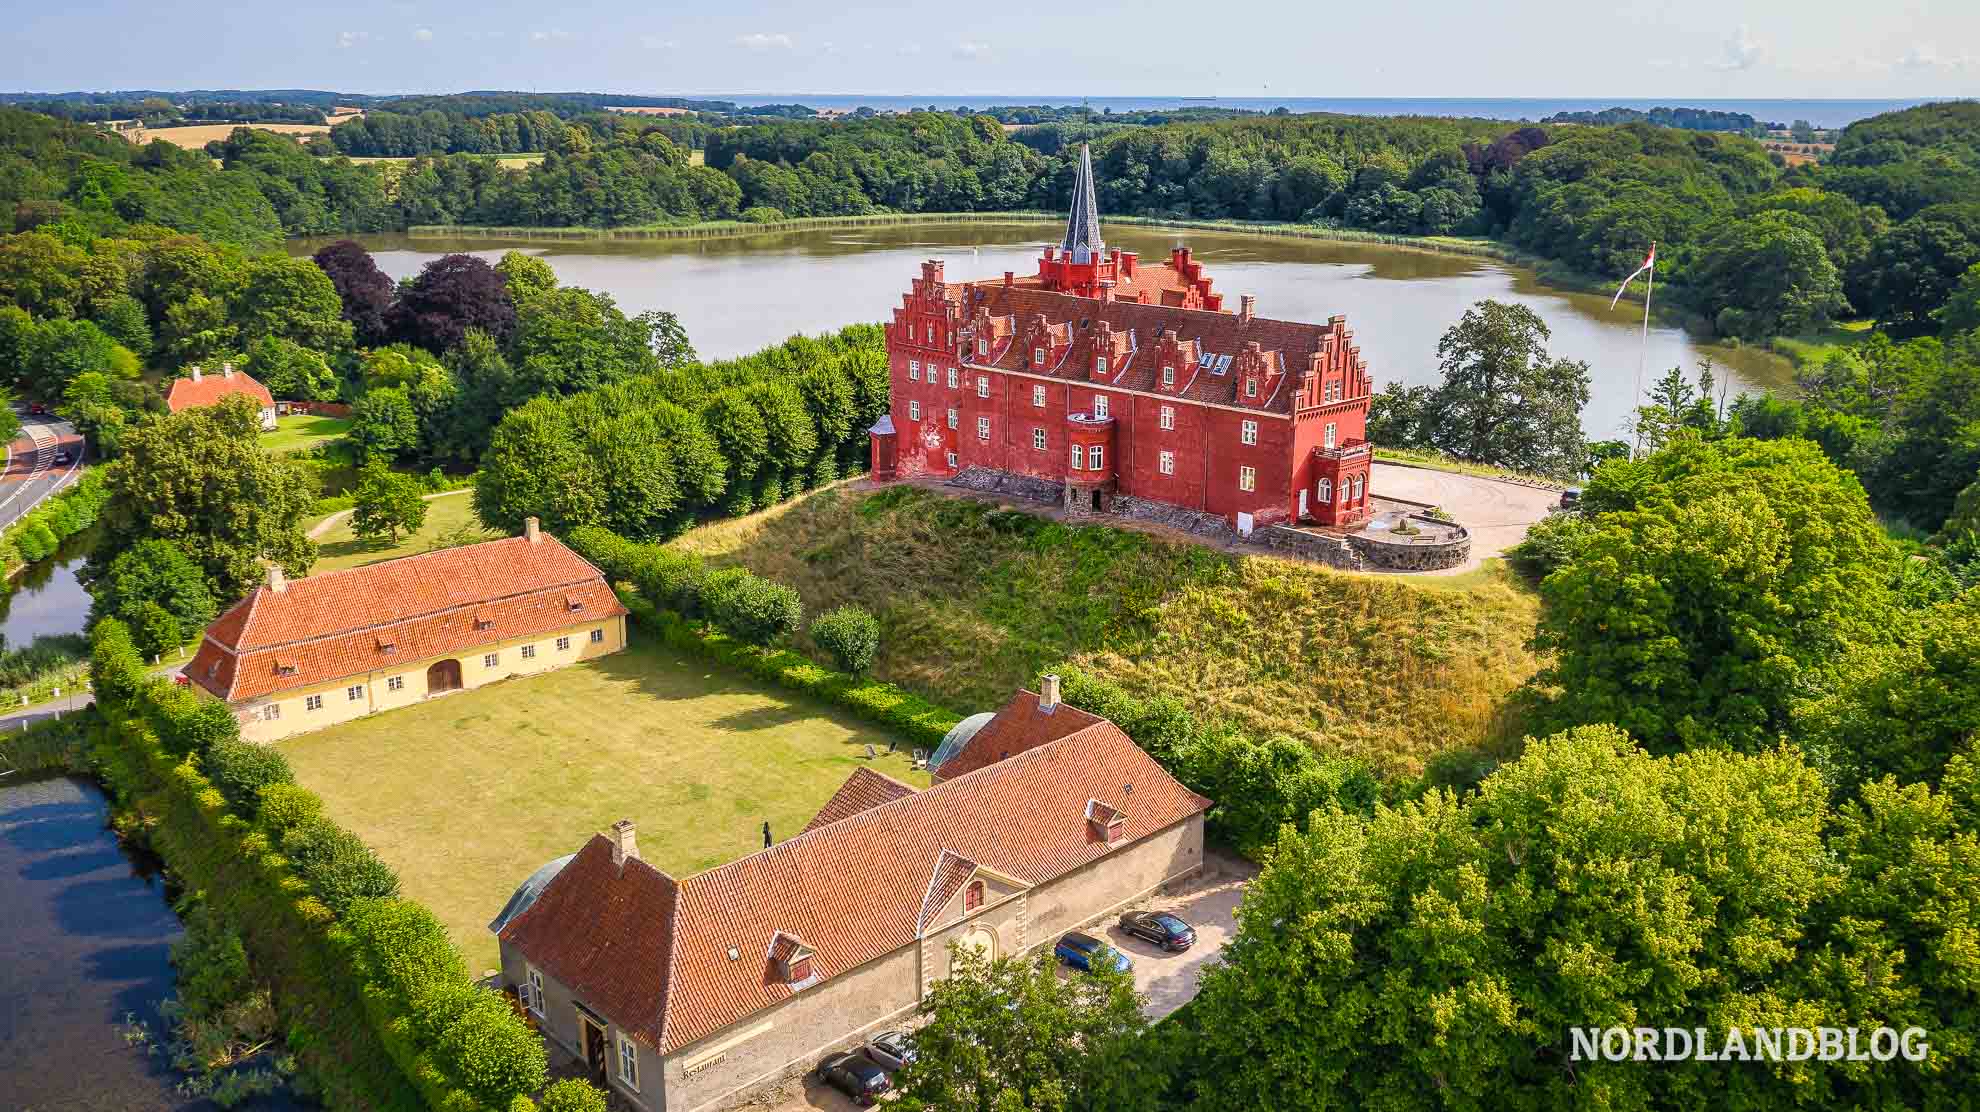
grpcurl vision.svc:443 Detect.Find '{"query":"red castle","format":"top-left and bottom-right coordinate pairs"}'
top-left (869, 145), bottom-right (1373, 531)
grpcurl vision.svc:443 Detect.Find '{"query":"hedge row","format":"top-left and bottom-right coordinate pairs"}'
top-left (89, 619), bottom-right (576, 1111)
top-left (571, 526), bottom-right (803, 648)
top-left (0, 711), bottom-right (91, 775)
top-left (621, 590), bottom-right (961, 750)
top-left (2, 468), bottom-right (107, 569)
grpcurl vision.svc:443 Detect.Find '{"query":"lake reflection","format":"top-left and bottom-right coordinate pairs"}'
top-left (298, 222), bottom-right (1790, 440)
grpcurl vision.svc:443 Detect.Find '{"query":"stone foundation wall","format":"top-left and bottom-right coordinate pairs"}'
top-left (1114, 495), bottom-right (1239, 542)
top-left (947, 467), bottom-right (1064, 504)
top-left (1258, 525), bottom-right (1365, 571)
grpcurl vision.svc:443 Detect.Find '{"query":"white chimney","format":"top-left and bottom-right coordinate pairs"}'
top-left (266, 565), bottom-right (287, 594)
top-left (610, 819), bottom-right (639, 867)
top-left (190, 365), bottom-right (203, 382)
top-left (222, 362), bottom-right (235, 379)
top-left (1039, 673), bottom-right (1061, 711)
top-left (524, 516), bottom-right (541, 543)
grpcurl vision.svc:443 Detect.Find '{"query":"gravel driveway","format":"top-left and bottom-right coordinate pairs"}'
top-left (1368, 461), bottom-right (1562, 574)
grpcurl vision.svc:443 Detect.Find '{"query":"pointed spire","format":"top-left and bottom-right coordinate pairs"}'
top-left (1062, 143), bottom-right (1104, 263)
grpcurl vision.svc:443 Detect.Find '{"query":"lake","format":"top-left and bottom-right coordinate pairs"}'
top-left (301, 222), bottom-right (1790, 441)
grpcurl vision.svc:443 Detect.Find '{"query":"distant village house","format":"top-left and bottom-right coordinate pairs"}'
top-left (187, 519), bottom-right (627, 742)
top-left (165, 362), bottom-right (277, 430)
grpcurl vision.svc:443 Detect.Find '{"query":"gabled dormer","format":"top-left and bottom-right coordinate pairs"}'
top-left (1085, 798), bottom-right (1128, 846)
top-left (968, 307), bottom-right (1013, 363)
top-left (1019, 313), bottom-right (1068, 371)
top-left (1150, 329), bottom-right (1198, 394)
top-left (1233, 341), bottom-right (1282, 408)
top-left (1083, 320), bottom-right (1132, 382)
top-left (767, 930), bottom-right (818, 988)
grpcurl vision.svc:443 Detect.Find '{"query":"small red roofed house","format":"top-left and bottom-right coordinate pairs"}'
top-left (165, 363), bottom-right (277, 430)
top-left (491, 673), bottom-right (1210, 1112)
top-left (186, 518), bottom-right (628, 741)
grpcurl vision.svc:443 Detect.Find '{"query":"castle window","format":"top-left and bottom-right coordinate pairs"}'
top-left (1095, 356), bottom-right (1108, 376)
top-left (946, 451), bottom-right (958, 468)
top-left (1162, 364), bottom-right (1174, 387)
top-left (1159, 450), bottom-right (1174, 475)
top-left (1318, 478), bottom-right (1332, 502)
top-left (1090, 446), bottom-right (1104, 470)
top-left (1033, 346), bottom-right (1046, 365)
top-left (1241, 420), bottom-right (1258, 446)
top-left (909, 400), bottom-right (921, 421)
top-left (909, 360), bottom-right (920, 380)
top-left (907, 323), bottom-right (916, 340)
top-left (1032, 384), bottom-right (1046, 407)
top-left (977, 375), bottom-right (989, 398)
top-left (947, 366), bottom-right (958, 389)
top-left (1093, 395), bottom-right (1109, 420)
top-left (1325, 422), bottom-right (1337, 450)
top-left (1338, 480), bottom-right (1349, 504)
top-left (1246, 377), bottom-right (1258, 399)
top-left (1071, 444), bottom-right (1086, 471)
top-left (947, 407), bottom-right (958, 429)
top-left (1353, 475), bottom-right (1364, 501)
top-left (1239, 466), bottom-right (1256, 492)
top-left (1032, 427), bottom-right (1046, 451)
top-left (977, 338), bottom-right (988, 356)
top-left (977, 416), bottom-right (991, 440)
top-left (1160, 405), bottom-right (1175, 430)
top-left (965, 880), bottom-right (984, 912)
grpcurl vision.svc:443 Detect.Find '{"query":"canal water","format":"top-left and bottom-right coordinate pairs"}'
top-left (0, 774), bottom-right (193, 1110)
top-left (301, 221), bottom-right (1791, 441)
top-left (0, 529), bottom-right (97, 648)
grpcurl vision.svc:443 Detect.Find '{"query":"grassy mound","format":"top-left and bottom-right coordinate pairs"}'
top-left (676, 485), bottom-right (1542, 777)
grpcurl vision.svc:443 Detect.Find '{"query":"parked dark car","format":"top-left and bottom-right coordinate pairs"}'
top-left (52, 448), bottom-right (73, 465)
top-left (865, 1028), bottom-right (917, 1071)
top-left (1119, 911), bottom-right (1196, 951)
top-left (1055, 931), bottom-right (1132, 973)
top-left (1557, 488), bottom-right (1582, 511)
top-left (817, 1052), bottom-right (891, 1105)
top-left (27, 403), bottom-right (46, 415)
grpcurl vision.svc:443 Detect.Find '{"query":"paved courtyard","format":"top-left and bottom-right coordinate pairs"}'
top-left (1368, 461), bottom-right (1562, 574)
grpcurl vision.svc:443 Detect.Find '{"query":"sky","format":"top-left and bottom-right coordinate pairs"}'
top-left (6, 0), bottom-right (1977, 99)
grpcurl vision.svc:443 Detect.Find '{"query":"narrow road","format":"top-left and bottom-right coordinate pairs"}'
top-left (0, 662), bottom-right (187, 732)
top-left (307, 487), bottom-right (472, 540)
top-left (0, 414), bottom-right (85, 533)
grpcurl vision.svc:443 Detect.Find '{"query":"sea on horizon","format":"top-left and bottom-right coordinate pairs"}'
top-left (711, 95), bottom-right (1957, 130)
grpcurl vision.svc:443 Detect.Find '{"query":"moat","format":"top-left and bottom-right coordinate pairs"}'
top-left (298, 220), bottom-right (1791, 441)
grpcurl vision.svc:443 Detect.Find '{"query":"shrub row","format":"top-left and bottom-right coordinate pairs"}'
top-left (88, 618), bottom-right (580, 1111)
top-left (570, 526), bottom-right (802, 647)
top-left (1054, 665), bottom-right (1381, 856)
top-left (2, 467), bottom-right (107, 569)
top-left (623, 591), bottom-right (960, 750)
top-left (0, 710), bottom-right (90, 775)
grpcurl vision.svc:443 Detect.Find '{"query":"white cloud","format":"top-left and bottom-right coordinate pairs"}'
top-left (336, 30), bottom-right (371, 49)
top-left (1897, 45), bottom-right (1975, 72)
top-left (529, 29), bottom-right (577, 43)
top-left (413, 27), bottom-right (433, 43)
top-left (735, 32), bottom-right (794, 50)
top-left (639, 35), bottom-right (678, 50)
top-left (953, 41), bottom-right (990, 61)
top-left (1707, 26), bottom-right (1764, 71)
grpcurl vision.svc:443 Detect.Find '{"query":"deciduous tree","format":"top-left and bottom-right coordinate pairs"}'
top-left (350, 462), bottom-right (430, 544)
top-left (1422, 300), bottom-right (1590, 476)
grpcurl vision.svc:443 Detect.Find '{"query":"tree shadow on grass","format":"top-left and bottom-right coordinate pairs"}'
top-left (315, 535), bottom-right (398, 565)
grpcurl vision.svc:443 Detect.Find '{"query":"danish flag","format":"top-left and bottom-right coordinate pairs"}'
top-left (1610, 244), bottom-right (1656, 310)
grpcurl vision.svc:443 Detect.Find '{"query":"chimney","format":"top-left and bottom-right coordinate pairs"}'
top-left (1039, 673), bottom-right (1061, 711)
top-left (1097, 280), bottom-right (1115, 303)
top-left (1239, 295), bottom-right (1256, 324)
top-left (524, 516), bottom-right (541, 543)
top-left (1003, 270), bottom-right (1014, 289)
top-left (222, 362), bottom-right (235, 379)
top-left (190, 364), bottom-right (203, 382)
top-left (610, 819), bottom-right (639, 867)
top-left (265, 565), bottom-right (287, 594)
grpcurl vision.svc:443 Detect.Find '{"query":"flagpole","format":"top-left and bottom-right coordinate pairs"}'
top-left (1631, 245), bottom-right (1655, 460)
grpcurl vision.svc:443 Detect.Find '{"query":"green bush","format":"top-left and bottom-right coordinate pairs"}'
top-left (203, 738), bottom-right (296, 816)
top-left (1504, 510), bottom-right (1598, 584)
top-left (89, 618), bottom-right (148, 703)
top-left (539, 1079), bottom-right (609, 1112)
top-left (740, 205), bottom-right (785, 223)
top-left (340, 898), bottom-right (469, 1010)
top-left (132, 600), bottom-right (182, 659)
top-left (702, 566), bottom-right (802, 645)
top-left (431, 990), bottom-right (549, 1109)
top-left (282, 815), bottom-right (402, 913)
top-left (810, 605), bottom-right (880, 674)
top-left (256, 782), bottom-right (325, 835)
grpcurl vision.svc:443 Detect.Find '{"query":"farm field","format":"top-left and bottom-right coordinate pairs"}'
top-left (306, 490), bottom-right (495, 574)
top-left (676, 484), bottom-right (1543, 778)
top-left (282, 639), bottom-right (927, 969)
top-left (128, 122), bottom-right (329, 148)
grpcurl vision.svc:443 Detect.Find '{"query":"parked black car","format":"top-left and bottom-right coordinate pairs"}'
top-left (1119, 910), bottom-right (1197, 951)
top-left (1557, 488), bottom-right (1582, 511)
top-left (817, 1052), bottom-right (891, 1106)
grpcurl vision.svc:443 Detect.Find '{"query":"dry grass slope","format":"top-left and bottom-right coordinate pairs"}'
top-left (678, 485), bottom-right (1542, 777)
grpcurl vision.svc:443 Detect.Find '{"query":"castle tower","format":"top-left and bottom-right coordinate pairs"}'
top-left (1063, 143), bottom-right (1104, 264)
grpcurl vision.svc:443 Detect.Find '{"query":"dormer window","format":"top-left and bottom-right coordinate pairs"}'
top-left (977, 338), bottom-right (988, 356)
top-left (1095, 356), bottom-right (1107, 375)
top-left (769, 931), bottom-right (816, 986)
top-left (1162, 364), bottom-right (1174, 387)
top-left (566, 594), bottom-right (585, 612)
top-left (908, 323), bottom-right (916, 340)
top-left (474, 610), bottom-right (494, 632)
top-left (965, 880), bottom-right (985, 912)
top-left (275, 657), bottom-right (298, 676)
top-left (376, 635), bottom-right (397, 654)
top-left (1245, 377), bottom-right (1258, 399)
top-left (1033, 347), bottom-right (1045, 365)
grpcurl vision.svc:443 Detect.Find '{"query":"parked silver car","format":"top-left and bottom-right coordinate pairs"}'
top-left (865, 1028), bottom-right (917, 1071)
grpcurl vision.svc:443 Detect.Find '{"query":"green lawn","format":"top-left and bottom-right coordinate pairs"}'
top-left (282, 640), bottom-right (927, 970)
top-left (263, 414), bottom-right (352, 456)
top-left (307, 492), bottom-right (497, 574)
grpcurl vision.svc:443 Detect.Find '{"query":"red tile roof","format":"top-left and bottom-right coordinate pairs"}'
top-left (955, 283), bottom-right (1362, 416)
top-left (499, 711), bottom-right (1210, 1054)
top-left (916, 849), bottom-right (979, 933)
top-left (800, 767), bottom-right (918, 835)
top-left (931, 688), bottom-right (1103, 783)
top-left (187, 533), bottom-right (625, 702)
top-left (165, 369), bottom-right (274, 414)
